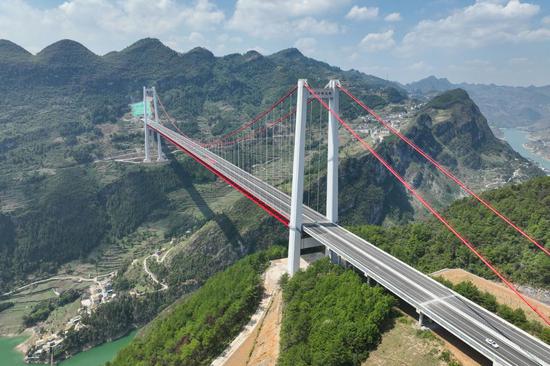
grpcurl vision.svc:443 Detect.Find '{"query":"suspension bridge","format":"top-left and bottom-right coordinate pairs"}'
top-left (134, 81), bottom-right (550, 366)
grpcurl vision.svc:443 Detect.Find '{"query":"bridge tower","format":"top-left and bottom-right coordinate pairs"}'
top-left (288, 79), bottom-right (340, 275)
top-left (142, 86), bottom-right (166, 162)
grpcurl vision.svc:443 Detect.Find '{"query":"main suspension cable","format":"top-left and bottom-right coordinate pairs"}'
top-left (203, 85), bottom-right (298, 147)
top-left (306, 83), bottom-right (550, 326)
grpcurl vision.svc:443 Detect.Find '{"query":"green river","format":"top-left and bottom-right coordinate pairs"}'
top-left (501, 127), bottom-right (550, 173)
top-left (0, 331), bottom-right (136, 366)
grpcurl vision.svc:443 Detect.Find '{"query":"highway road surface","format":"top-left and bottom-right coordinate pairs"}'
top-left (150, 121), bottom-right (550, 366)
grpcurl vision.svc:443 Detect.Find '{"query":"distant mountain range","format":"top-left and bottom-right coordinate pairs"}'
top-left (405, 76), bottom-right (550, 130)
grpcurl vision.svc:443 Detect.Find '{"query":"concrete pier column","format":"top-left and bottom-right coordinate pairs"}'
top-left (418, 312), bottom-right (425, 327)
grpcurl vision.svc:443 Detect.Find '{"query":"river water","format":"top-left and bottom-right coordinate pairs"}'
top-left (500, 128), bottom-right (550, 173)
top-left (0, 330), bottom-right (136, 366)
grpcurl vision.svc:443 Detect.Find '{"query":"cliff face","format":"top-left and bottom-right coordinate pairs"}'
top-left (338, 89), bottom-right (543, 226)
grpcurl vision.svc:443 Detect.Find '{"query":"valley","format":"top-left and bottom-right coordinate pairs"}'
top-left (0, 38), bottom-right (548, 365)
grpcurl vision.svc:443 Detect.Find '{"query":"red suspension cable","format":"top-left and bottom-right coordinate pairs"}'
top-left (219, 99), bottom-right (316, 147)
top-left (338, 84), bottom-right (549, 257)
top-left (203, 85), bottom-right (298, 147)
top-left (306, 83), bottom-right (550, 326)
top-left (156, 95), bottom-right (188, 138)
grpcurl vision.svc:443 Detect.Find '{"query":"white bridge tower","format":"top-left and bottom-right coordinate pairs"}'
top-left (288, 79), bottom-right (340, 275)
top-left (142, 86), bottom-right (166, 162)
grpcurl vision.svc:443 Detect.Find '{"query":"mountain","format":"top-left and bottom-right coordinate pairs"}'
top-left (406, 75), bottom-right (454, 94)
top-left (0, 39), bottom-right (31, 61)
top-left (0, 40), bottom-right (540, 283)
top-left (338, 88), bottom-right (542, 226)
top-left (406, 76), bottom-right (550, 130)
top-left (0, 38), bottom-right (407, 293)
top-left (94, 176), bottom-right (550, 366)
top-left (35, 39), bottom-right (100, 65)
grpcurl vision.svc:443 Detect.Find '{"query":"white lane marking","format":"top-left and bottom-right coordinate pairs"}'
top-left (154, 123), bottom-right (549, 365)
top-left (334, 214), bottom-right (550, 355)
top-left (311, 222), bottom-right (548, 365)
top-left (421, 295), bottom-right (456, 306)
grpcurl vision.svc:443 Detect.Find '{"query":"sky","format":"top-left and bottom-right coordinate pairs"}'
top-left (1, 0), bottom-right (550, 86)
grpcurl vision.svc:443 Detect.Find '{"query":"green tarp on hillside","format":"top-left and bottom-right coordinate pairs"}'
top-left (130, 101), bottom-right (151, 117)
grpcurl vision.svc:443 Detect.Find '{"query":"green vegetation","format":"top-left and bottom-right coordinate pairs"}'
top-left (366, 314), bottom-right (460, 366)
top-left (279, 259), bottom-right (395, 366)
top-left (349, 176), bottom-right (550, 288)
top-left (435, 278), bottom-right (550, 344)
top-left (64, 291), bottom-right (170, 353)
top-left (23, 289), bottom-right (80, 327)
top-left (0, 37), bottom-right (546, 363)
top-left (0, 302), bottom-right (14, 313)
top-left (0, 38), bottom-right (405, 295)
top-left (108, 247), bottom-right (285, 366)
top-left (0, 158), bottom-right (208, 292)
top-left (425, 88), bottom-right (470, 109)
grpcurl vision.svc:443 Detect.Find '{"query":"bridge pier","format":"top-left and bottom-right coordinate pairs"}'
top-left (417, 311), bottom-right (425, 327)
top-left (364, 273), bottom-right (371, 286)
top-left (288, 79), bottom-right (308, 276)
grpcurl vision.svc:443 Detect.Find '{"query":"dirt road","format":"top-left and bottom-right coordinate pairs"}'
top-left (213, 253), bottom-right (322, 366)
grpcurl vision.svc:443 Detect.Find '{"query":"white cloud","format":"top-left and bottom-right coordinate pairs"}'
top-left (515, 27), bottom-right (550, 41)
top-left (294, 37), bottom-right (317, 55)
top-left (188, 32), bottom-right (206, 45)
top-left (543, 16), bottom-right (550, 25)
top-left (401, 0), bottom-right (548, 53)
top-left (384, 12), bottom-right (402, 22)
top-left (183, 0), bottom-right (225, 29)
top-left (509, 57), bottom-right (530, 64)
top-left (465, 59), bottom-right (490, 66)
top-left (360, 30), bottom-right (395, 51)
top-left (0, 0), bottom-right (225, 53)
top-left (408, 61), bottom-right (431, 71)
top-left (228, 0), bottom-right (345, 38)
top-left (294, 17), bottom-right (342, 35)
top-left (346, 5), bottom-right (378, 20)
top-left (231, 0), bottom-right (346, 17)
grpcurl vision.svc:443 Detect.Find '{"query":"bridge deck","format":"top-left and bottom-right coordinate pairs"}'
top-left (149, 121), bottom-right (550, 366)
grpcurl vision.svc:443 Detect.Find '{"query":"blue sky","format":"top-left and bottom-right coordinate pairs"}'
top-left (1, 0), bottom-right (550, 86)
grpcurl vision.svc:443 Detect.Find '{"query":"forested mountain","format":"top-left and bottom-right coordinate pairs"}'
top-left (1, 37), bottom-right (548, 364)
top-left (108, 247), bottom-right (285, 366)
top-left (350, 176), bottom-right (550, 288)
top-left (338, 89), bottom-right (542, 225)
